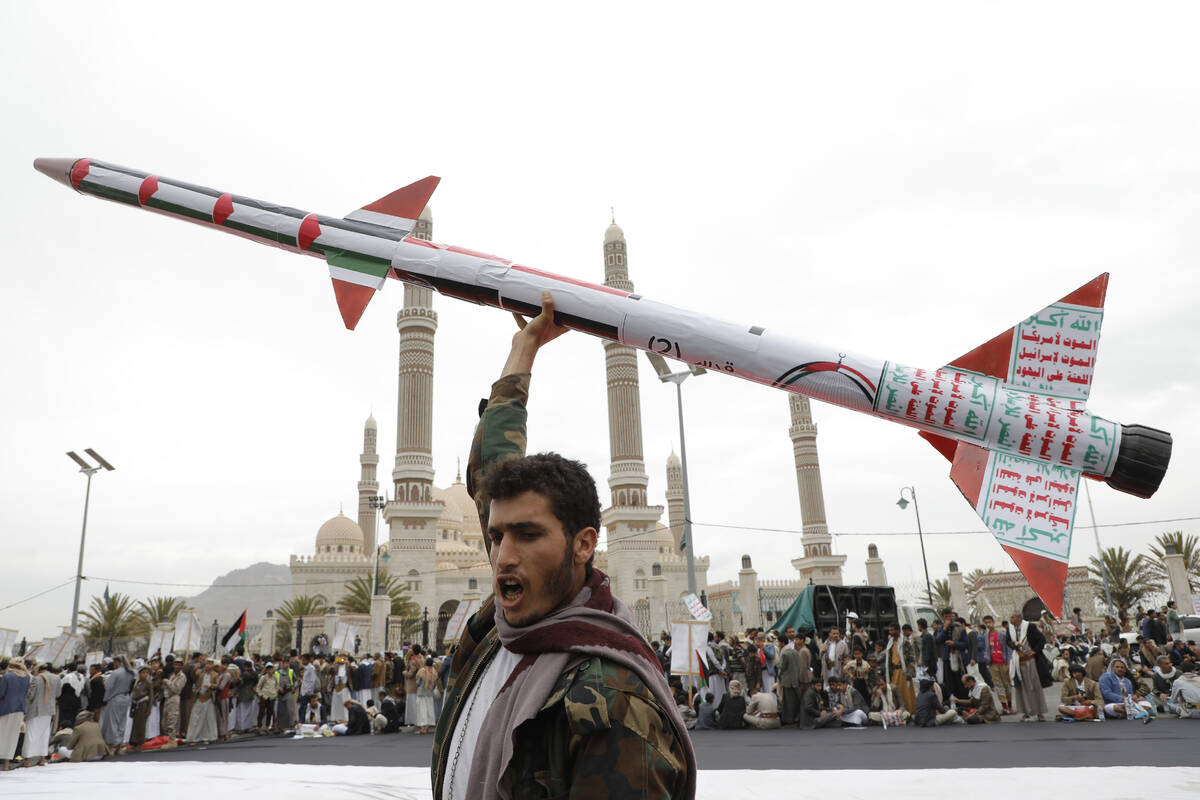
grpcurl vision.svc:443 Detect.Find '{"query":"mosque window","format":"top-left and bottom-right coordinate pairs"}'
top-left (337, 545), bottom-right (343, 552)
top-left (615, 254), bottom-right (624, 265)
top-left (468, 578), bottom-right (478, 590)
top-left (607, 254), bottom-right (614, 266)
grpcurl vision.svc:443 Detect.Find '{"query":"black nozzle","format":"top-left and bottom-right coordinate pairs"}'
top-left (1104, 424), bottom-right (1172, 499)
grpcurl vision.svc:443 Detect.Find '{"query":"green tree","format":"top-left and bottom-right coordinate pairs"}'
top-left (135, 595), bottom-right (185, 635)
top-left (339, 575), bottom-right (418, 617)
top-left (922, 578), bottom-right (952, 610)
top-left (78, 591), bottom-right (143, 640)
top-left (1088, 546), bottom-right (1162, 609)
top-left (1147, 531), bottom-right (1200, 591)
top-left (274, 594), bottom-right (328, 652)
top-left (965, 568), bottom-right (997, 623)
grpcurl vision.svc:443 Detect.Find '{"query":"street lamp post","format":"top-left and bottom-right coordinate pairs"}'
top-left (66, 449), bottom-right (115, 635)
top-left (644, 352), bottom-right (706, 597)
top-left (368, 494), bottom-right (389, 594)
top-left (896, 486), bottom-right (932, 603)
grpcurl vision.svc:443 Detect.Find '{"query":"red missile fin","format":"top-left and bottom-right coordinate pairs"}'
top-left (946, 328), bottom-right (1013, 381)
top-left (918, 431), bottom-right (959, 463)
top-left (943, 273), bottom-right (1110, 404)
top-left (345, 176), bottom-right (441, 232)
top-left (330, 279), bottom-right (375, 331)
top-left (947, 440), bottom-right (990, 505)
top-left (1001, 546), bottom-right (1068, 619)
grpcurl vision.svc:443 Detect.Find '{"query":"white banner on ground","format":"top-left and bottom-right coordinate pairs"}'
top-left (147, 626), bottom-right (172, 659)
top-left (85, 651), bottom-right (104, 668)
top-left (669, 620), bottom-right (709, 676)
top-left (683, 593), bottom-right (713, 622)
top-left (172, 611), bottom-right (201, 654)
top-left (0, 628), bottom-right (18, 657)
top-left (443, 598), bottom-right (479, 645)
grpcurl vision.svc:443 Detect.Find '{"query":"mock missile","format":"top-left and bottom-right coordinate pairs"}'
top-left (33, 157), bottom-right (1173, 616)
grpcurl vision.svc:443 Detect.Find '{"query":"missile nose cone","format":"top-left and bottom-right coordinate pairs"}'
top-left (34, 158), bottom-right (79, 188)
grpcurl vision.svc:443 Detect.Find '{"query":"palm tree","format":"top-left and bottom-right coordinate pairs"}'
top-left (1147, 531), bottom-right (1200, 591)
top-left (965, 568), bottom-right (997, 623)
top-left (274, 594), bottom-right (328, 652)
top-left (1087, 546), bottom-right (1162, 609)
top-left (339, 575), bottom-right (418, 617)
top-left (78, 591), bottom-right (143, 641)
top-left (921, 578), bottom-right (952, 610)
top-left (135, 595), bottom-right (185, 635)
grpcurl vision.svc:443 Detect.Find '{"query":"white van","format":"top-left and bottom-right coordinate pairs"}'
top-left (897, 602), bottom-right (939, 632)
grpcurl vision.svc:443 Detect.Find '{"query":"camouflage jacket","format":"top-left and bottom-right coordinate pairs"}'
top-left (431, 373), bottom-right (690, 799)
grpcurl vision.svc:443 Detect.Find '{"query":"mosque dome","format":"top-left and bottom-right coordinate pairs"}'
top-left (419, 205), bottom-right (432, 222)
top-left (604, 220), bottom-right (625, 243)
top-left (315, 513), bottom-right (365, 553)
top-left (666, 450), bottom-right (681, 468)
top-left (364, 413), bottom-right (377, 430)
top-left (432, 487), bottom-right (464, 526)
top-left (441, 479), bottom-right (482, 534)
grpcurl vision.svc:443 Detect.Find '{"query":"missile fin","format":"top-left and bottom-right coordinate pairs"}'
top-left (918, 431), bottom-right (960, 463)
top-left (948, 445), bottom-right (1079, 619)
top-left (1000, 546), bottom-right (1069, 619)
top-left (326, 252), bottom-right (387, 330)
top-left (344, 176), bottom-right (440, 232)
top-left (945, 273), bottom-right (1110, 403)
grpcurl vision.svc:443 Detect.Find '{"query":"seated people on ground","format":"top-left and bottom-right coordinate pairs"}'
top-left (715, 679), bottom-right (747, 729)
top-left (1167, 661), bottom-right (1200, 719)
top-left (815, 677), bottom-right (868, 728)
top-left (867, 675), bottom-right (910, 727)
top-left (914, 678), bottom-right (964, 726)
top-left (743, 686), bottom-right (781, 730)
top-left (1057, 663), bottom-right (1102, 721)
top-left (957, 674), bottom-right (1000, 724)
top-left (1098, 658), bottom-right (1154, 722)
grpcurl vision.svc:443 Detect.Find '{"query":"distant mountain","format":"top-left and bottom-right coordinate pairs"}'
top-left (183, 562), bottom-right (291, 630)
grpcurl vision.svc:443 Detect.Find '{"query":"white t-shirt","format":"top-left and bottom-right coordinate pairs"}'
top-left (444, 645), bottom-right (524, 800)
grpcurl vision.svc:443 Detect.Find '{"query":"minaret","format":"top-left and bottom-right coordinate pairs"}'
top-left (357, 414), bottom-right (379, 553)
top-left (665, 450), bottom-right (684, 553)
top-left (383, 205), bottom-right (442, 617)
top-left (787, 394), bottom-right (847, 584)
top-left (393, 205), bottom-right (437, 503)
top-left (599, 217), bottom-right (663, 601)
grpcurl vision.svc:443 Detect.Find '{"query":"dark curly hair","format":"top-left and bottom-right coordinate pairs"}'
top-left (481, 452), bottom-right (600, 568)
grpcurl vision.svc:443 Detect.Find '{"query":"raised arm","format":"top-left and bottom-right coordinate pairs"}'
top-left (467, 291), bottom-right (568, 536)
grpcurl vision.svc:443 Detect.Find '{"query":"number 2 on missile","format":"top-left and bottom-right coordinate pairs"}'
top-left (649, 336), bottom-right (681, 359)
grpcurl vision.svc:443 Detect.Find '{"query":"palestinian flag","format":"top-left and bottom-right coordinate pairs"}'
top-left (220, 610), bottom-right (247, 654)
top-left (694, 650), bottom-right (709, 689)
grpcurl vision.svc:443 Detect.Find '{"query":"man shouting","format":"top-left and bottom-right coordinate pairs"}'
top-left (432, 292), bottom-right (695, 800)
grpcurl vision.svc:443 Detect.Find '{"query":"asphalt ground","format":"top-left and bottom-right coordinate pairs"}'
top-left (118, 718), bottom-right (1200, 771)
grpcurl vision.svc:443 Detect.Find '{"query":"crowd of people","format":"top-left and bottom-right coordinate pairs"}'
top-left (653, 603), bottom-right (1200, 731)
top-left (0, 641), bottom-right (454, 770)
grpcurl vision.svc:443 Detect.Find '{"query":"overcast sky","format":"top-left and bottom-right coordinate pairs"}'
top-left (4, 2), bottom-right (1198, 642)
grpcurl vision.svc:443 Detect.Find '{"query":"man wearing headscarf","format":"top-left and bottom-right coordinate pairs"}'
top-left (63, 711), bottom-right (108, 762)
top-left (1006, 612), bottom-right (1049, 722)
top-left (59, 663), bottom-right (86, 728)
top-left (0, 659), bottom-right (31, 770)
top-left (22, 662), bottom-right (60, 766)
top-left (715, 679), bottom-right (747, 729)
top-left (100, 656), bottom-right (133, 753)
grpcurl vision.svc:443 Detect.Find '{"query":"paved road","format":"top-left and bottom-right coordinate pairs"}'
top-left (123, 719), bottom-right (1200, 770)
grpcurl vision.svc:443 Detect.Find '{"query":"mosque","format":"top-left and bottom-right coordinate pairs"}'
top-left (288, 209), bottom-right (846, 641)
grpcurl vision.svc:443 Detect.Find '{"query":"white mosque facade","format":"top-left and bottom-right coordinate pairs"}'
top-left (289, 211), bottom-right (734, 637)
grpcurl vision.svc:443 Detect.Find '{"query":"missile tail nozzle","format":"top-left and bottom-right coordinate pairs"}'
top-left (34, 158), bottom-right (80, 188)
top-left (1105, 423), bottom-right (1172, 499)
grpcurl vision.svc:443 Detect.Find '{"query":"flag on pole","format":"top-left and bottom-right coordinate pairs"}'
top-left (694, 649), bottom-right (709, 690)
top-left (220, 610), bottom-right (247, 654)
